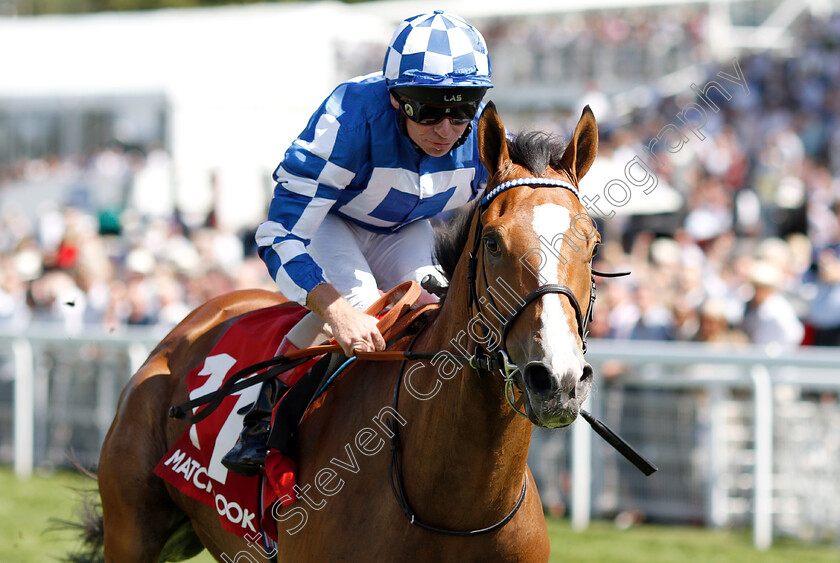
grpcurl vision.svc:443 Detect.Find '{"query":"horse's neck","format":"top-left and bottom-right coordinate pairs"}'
top-left (399, 297), bottom-right (533, 510)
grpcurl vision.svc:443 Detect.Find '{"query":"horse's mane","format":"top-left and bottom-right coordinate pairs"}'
top-left (434, 131), bottom-right (568, 283)
top-left (506, 130), bottom-right (567, 177)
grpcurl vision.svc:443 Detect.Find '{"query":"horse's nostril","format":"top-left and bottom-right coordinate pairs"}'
top-left (581, 363), bottom-right (593, 383)
top-left (523, 362), bottom-right (555, 399)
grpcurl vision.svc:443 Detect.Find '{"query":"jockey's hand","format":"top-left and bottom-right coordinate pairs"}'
top-left (306, 283), bottom-right (386, 356)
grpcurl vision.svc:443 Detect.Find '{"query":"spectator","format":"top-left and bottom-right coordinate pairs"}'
top-left (742, 260), bottom-right (804, 348)
top-left (629, 285), bottom-right (675, 341)
top-left (694, 297), bottom-right (749, 345)
top-left (803, 203), bottom-right (840, 345)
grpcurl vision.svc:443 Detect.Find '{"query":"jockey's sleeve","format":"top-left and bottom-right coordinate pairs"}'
top-left (256, 84), bottom-right (365, 306)
top-left (256, 76), bottom-right (490, 305)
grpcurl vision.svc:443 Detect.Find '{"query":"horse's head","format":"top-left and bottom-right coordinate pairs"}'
top-left (473, 102), bottom-right (600, 428)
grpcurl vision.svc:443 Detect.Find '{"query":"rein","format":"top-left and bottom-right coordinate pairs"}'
top-left (387, 326), bottom-right (528, 536)
top-left (169, 283), bottom-right (438, 423)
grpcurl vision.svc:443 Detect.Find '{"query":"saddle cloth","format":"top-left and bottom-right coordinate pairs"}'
top-left (153, 303), bottom-right (317, 543)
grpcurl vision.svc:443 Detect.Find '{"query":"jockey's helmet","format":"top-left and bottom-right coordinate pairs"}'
top-left (383, 11), bottom-right (492, 108)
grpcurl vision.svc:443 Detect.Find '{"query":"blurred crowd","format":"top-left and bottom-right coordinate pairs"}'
top-left (0, 202), bottom-right (277, 335)
top-left (0, 147), bottom-right (277, 335)
top-left (584, 13), bottom-right (840, 349)
top-left (0, 10), bottom-right (839, 351)
top-left (481, 5), bottom-right (707, 86)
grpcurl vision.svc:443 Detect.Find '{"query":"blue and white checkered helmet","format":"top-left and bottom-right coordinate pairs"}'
top-left (383, 10), bottom-right (492, 98)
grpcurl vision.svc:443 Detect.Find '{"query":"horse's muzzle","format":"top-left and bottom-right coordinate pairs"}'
top-left (521, 361), bottom-right (593, 428)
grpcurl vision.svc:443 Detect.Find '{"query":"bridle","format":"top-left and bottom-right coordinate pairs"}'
top-left (469, 177), bottom-right (592, 351)
top-left (388, 176), bottom-right (632, 537)
top-left (466, 177), bottom-right (627, 414)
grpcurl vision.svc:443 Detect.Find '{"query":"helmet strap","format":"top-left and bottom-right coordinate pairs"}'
top-left (451, 123), bottom-right (472, 151)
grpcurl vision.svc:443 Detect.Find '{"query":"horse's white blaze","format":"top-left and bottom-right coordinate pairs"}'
top-left (531, 204), bottom-right (585, 382)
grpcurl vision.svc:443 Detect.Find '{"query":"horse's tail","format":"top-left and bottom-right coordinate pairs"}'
top-left (49, 461), bottom-right (105, 563)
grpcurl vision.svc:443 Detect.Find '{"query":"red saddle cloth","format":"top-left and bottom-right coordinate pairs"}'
top-left (153, 303), bottom-right (317, 543)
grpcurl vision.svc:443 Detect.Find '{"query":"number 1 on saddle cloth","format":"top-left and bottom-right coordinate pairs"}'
top-left (221, 314), bottom-right (327, 477)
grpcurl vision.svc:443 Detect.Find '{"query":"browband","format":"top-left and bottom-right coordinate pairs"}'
top-left (481, 177), bottom-right (579, 207)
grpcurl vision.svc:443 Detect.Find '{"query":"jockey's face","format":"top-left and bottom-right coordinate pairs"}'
top-left (390, 94), bottom-right (471, 157)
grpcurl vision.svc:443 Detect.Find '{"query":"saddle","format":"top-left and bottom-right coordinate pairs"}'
top-left (156, 282), bottom-right (436, 541)
top-left (261, 281), bottom-right (435, 506)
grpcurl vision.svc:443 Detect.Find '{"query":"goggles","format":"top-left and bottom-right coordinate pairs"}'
top-left (396, 95), bottom-right (480, 126)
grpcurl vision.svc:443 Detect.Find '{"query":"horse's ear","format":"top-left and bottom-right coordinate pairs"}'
top-left (477, 101), bottom-right (510, 179)
top-left (557, 105), bottom-right (598, 183)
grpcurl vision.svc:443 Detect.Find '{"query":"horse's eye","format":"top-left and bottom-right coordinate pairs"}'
top-left (592, 243), bottom-right (601, 258)
top-left (484, 236), bottom-right (501, 255)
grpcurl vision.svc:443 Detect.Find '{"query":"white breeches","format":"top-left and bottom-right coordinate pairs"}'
top-left (286, 214), bottom-right (445, 348)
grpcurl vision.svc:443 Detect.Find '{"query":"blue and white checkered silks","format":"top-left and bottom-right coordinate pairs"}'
top-left (383, 10), bottom-right (492, 89)
top-left (256, 74), bottom-right (489, 305)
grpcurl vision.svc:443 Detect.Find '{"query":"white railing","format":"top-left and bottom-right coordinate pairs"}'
top-left (581, 339), bottom-right (840, 550)
top-left (0, 325), bottom-right (162, 478)
top-left (1, 329), bottom-right (839, 550)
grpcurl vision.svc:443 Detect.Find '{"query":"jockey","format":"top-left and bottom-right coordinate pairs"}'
top-left (223, 10), bottom-right (493, 476)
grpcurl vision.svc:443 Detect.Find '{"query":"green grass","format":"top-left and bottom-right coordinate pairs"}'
top-left (1, 465), bottom-right (837, 562)
top-left (0, 466), bottom-right (94, 563)
top-left (0, 466), bottom-right (214, 563)
top-left (544, 518), bottom-right (839, 562)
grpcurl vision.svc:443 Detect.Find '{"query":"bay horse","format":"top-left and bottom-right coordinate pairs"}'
top-left (74, 102), bottom-right (602, 562)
